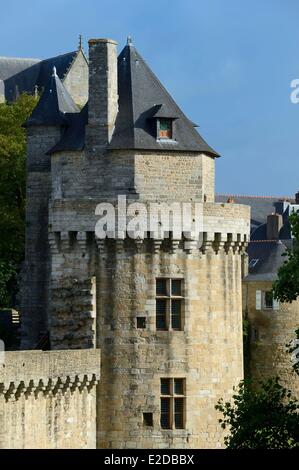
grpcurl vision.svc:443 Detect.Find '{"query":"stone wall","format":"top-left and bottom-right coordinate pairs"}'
top-left (21, 126), bottom-right (62, 349)
top-left (244, 280), bottom-right (299, 398)
top-left (46, 202), bottom-right (249, 448)
top-left (95, 235), bottom-right (246, 448)
top-left (50, 150), bottom-right (215, 203)
top-left (0, 349), bottom-right (100, 449)
top-left (134, 152), bottom-right (215, 202)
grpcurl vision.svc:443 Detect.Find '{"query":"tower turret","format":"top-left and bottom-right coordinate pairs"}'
top-left (43, 38), bottom-right (250, 448)
top-left (21, 69), bottom-right (79, 349)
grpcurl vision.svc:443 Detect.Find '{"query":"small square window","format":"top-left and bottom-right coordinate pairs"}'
top-left (158, 119), bottom-right (172, 139)
top-left (143, 412), bottom-right (153, 427)
top-left (136, 317), bottom-right (146, 329)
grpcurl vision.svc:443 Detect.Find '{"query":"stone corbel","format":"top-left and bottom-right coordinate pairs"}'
top-left (201, 232), bottom-right (215, 254)
top-left (96, 237), bottom-right (106, 254)
top-left (184, 239), bottom-right (198, 254)
top-left (134, 237), bottom-right (144, 253)
top-left (170, 239), bottom-right (180, 254)
top-left (60, 231), bottom-right (70, 252)
top-left (153, 239), bottom-right (163, 254)
top-left (77, 231), bottom-right (87, 252)
top-left (116, 239), bottom-right (125, 254)
top-left (48, 232), bottom-right (59, 254)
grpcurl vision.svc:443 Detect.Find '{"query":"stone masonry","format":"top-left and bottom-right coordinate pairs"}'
top-left (18, 37), bottom-right (251, 449)
top-left (0, 349), bottom-right (100, 448)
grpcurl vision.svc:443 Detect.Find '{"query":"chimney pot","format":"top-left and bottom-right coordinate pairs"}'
top-left (266, 213), bottom-right (283, 240)
top-left (86, 38), bottom-right (118, 151)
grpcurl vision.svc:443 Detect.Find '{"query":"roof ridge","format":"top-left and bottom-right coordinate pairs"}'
top-left (0, 56), bottom-right (40, 61)
top-left (127, 45), bottom-right (136, 146)
top-left (249, 239), bottom-right (283, 243)
top-left (217, 193), bottom-right (294, 200)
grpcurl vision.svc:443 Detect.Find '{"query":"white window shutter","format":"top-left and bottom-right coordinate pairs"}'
top-left (256, 290), bottom-right (262, 310)
top-left (273, 298), bottom-right (280, 311)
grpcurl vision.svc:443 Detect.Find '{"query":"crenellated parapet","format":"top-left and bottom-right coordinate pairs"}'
top-left (49, 199), bottom-right (250, 257)
top-left (0, 350), bottom-right (100, 402)
top-left (48, 229), bottom-right (248, 256)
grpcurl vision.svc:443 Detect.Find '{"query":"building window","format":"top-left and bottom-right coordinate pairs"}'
top-left (143, 412), bottom-right (153, 427)
top-left (136, 317), bottom-right (147, 329)
top-left (158, 118), bottom-right (172, 139)
top-left (160, 378), bottom-right (186, 430)
top-left (156, 279), bottom-right (184, 331)
top-left (256, 290), bottom-right (280, 311)
top-left (264, 291), bottom-right (274, 309)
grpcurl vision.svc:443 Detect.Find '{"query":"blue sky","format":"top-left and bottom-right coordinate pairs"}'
top-left (1, 0), bottom-right (298, 196)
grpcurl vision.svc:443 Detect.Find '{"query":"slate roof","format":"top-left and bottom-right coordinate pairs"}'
top-left (216, 194), bottom-right (295, 280)
top-left (25, 68), bottom-right (79, 127)
top-left (216, 194), bottom-right (295, 236)
top-left (109, 43), bottom-right (219, 155)
top-left (48, 104), bottom-right (88, 154)
top-left (50, 41), bottom-right (220, 156)
top-left (1, 51), bottom-right (78, 101)
top-left (0, 56), bottom-right (40, 81)
top-left (245, 240), bottom-right (288, 281)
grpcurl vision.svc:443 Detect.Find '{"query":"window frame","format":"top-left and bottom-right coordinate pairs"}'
top-left (256, 289), bottom-right (280, 311)
top-left (156, 278), bottom-right (184, 331)
top-left (160, 378), bottom-right (186, 430)
top-left (263, 291), bottom-right (274, 310)
top-left (156, 118), bottom-right (173, 140)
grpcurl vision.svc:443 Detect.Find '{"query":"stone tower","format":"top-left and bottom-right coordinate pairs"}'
top-left (22, 37), bottom-right (250, 448)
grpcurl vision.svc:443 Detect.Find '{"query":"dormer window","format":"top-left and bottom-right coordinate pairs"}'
top-left (158, 118), bottom-right (172, 139)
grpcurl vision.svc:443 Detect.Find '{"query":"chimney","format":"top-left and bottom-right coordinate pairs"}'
top-left (267, 213), bottom-right (283, 240)
top-left (295, 191), bottom-right (299, 204)
top-left (87, 38), bottom-right (118, 151)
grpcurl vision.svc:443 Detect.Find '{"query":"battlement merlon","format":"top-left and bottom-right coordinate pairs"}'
top-left (49, 199), bottom-right (250, 242)
top-left (0, 349), bottom-right (101, 401)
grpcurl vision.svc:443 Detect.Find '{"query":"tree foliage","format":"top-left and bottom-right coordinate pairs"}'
top-left (216, 378), bottom-right (299, 449)
top-left (0, 94), bottom-right (37, 307)
top-left (272, 211), bottom-right (299, 303)
top-left (286, 328), bottom-right (299, 377)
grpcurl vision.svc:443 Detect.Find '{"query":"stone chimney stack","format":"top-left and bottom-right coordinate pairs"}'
top-left (267, 213), bottom-right (283, 240)
top-left (295, 191), bottom-right (299, 204)
top-left (87, 38), bottom-right (118, 151)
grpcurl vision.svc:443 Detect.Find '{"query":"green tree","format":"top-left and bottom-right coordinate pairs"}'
top-left (272, 211), bottom-right (299, 375)
top-left (216, 378), bottom-right (299, 449)
top-left (272, 211), bottom-right (299, 303)
top-left (0, 94), bottom-right (37, 307)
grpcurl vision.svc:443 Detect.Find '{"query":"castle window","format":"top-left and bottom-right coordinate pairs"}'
top-left (160, 378), bottom-right (186, 430)
top-left (156, 279), bottom-right (184, 331)
top-left (136, 317), bottom-right (147, 329)
top-left (157, 118), bottom-right (172, 139)
top-left (143, 412), bottom-right (153, 427)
